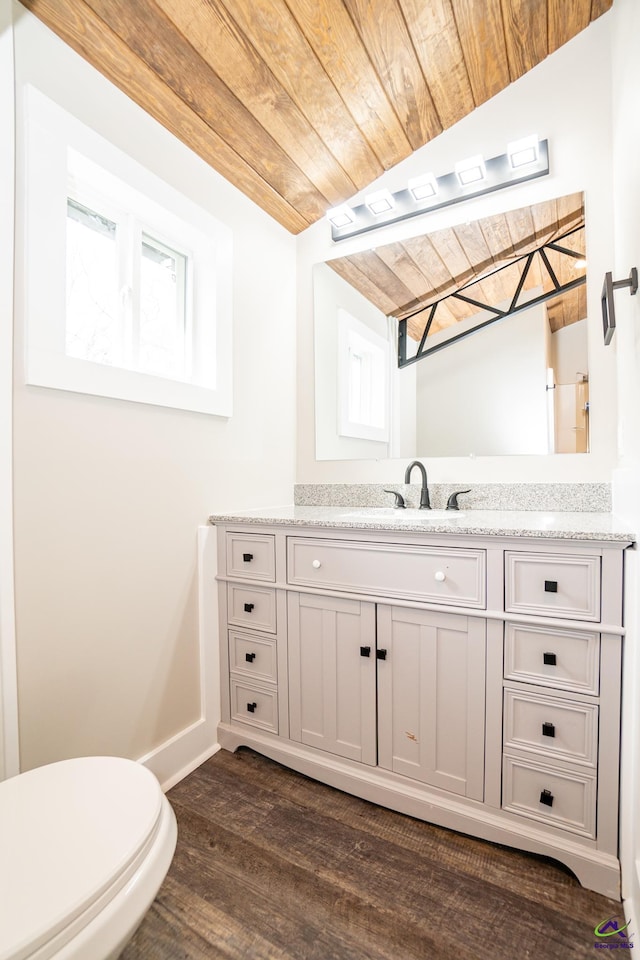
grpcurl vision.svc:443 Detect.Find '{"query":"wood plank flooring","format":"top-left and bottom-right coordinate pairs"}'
top-left (121, 748), bottom-right (619, 960)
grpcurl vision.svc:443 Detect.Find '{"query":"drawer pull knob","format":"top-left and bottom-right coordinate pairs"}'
top-left (434, 571), bottom-right (446, 582)
top-left (360, 646), bottom-right (371, 658)
top-left (243, 603), bottom-right (255, 613)
top-left (539, 789), bottom-right (554, 807)
top-left (542, 722), bottom-right (556, 738)
top-left (245, 652), bottom-right (256, 663)
top-left (247, 702), bottom-right (257, 713)
top-left (376, 648), bottom-right (388, 661)
top-left (312, 559), bottom-right (322, 569)
top-left (544, 580), bottom-right (558, 593)
top-left (242, 553), bottom-right (254, 562)
top-left (543, 652), bottom-right (557, 666)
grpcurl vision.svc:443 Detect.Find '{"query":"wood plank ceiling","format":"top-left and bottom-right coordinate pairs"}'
top-left (22, 0), bottom-right (611, 235)
top-left (327, 193), bottom-right (586, 340)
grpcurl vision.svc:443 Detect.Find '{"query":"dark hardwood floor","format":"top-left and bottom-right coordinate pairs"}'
top-left (121, 748), bottom-right (619, 960)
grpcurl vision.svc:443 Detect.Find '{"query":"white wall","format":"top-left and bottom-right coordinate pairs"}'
top-left (8, 4), bottom-right (296, 782)
top-left (415, 302), bottom-right (549, 456)
top-left (609, 0), bottom-right (640, 935)
top-left (297, 15), bottom-right (617, 483)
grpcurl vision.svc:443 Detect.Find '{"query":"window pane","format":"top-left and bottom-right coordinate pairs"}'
top-left (66, 199), bottom-right (120, 364)
top-left (139, 234), bottom-right (187, 379)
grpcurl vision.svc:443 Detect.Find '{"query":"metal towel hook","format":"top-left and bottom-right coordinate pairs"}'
top-left (601, 267), bottom-right (638, 345)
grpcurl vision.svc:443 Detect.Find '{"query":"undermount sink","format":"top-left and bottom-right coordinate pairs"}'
top-left (337, 508), bottom-right (465, 521)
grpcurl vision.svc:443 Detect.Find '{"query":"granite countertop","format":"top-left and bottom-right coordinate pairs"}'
top-left (208, 505), bottom-right (636, 542)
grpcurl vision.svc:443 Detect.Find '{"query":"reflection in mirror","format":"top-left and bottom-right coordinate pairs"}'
top-left (314, 193), bottom-right (588, 460)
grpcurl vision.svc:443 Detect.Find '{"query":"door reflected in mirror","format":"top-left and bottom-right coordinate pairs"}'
top-left (314, 193), bottom-right (588, 460)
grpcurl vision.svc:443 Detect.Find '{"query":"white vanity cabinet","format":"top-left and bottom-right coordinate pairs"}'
top-left (376, 605), bottom-right (486, 800)
top-left (214, 520), bottom-right (630, 899)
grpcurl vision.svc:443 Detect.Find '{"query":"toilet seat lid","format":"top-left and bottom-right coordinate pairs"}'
top-left (0, 756), bottom-right (164, 960)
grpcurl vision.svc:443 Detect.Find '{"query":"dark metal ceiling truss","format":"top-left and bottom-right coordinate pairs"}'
top-left (397, 225), bottom-right (586, 367)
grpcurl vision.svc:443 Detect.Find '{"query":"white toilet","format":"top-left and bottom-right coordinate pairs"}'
top-left (0, 755), bottom-right (177, 960)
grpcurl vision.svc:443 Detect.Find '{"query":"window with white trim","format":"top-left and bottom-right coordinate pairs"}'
top-left (24, 86), bottom-right (232, 417)
top-left (338, 308), bottom-right (390, 442)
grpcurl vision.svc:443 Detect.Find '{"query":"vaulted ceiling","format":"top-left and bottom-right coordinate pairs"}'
top-left (22, 0), bottom-right (611, 235)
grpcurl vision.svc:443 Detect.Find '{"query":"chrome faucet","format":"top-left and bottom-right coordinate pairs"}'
top-left (404, 460), bottom-right (431, 509)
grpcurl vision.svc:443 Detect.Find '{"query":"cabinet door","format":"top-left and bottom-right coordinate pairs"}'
top-left (288, 592), bottom-right (377, 765)
top-left (377, 605), bottom-right (486, 800)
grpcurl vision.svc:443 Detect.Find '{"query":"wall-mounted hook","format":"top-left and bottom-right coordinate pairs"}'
top-left (601, 267), bottom-right (638, 345)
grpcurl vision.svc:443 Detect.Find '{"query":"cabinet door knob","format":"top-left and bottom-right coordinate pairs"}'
top-left (312, 559), bottom-right (322, 569)
top-left (542, 722), bottom-right (556, 738)
top-left (360, 646), bottom-right (371, 658)
top-left (247, 702), bottom-right (257, 713)
top-left (376, 648), bottom-right (387, 661)
top-left (242, 553), bottom-right (254, 562)
top-left (243, 602), bottom-right (255, 613)
top-left (543, 652), bottom-right (557, 666)
top-left (434, 571), bottom-right (446, 582)
top-left (245, 652), bottom-right (256, 663)
top-left (539, 789), bottom-right (554, 807)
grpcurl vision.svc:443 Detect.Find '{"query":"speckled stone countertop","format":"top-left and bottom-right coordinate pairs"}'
top-left (208, 505), bottom-right (636, 542)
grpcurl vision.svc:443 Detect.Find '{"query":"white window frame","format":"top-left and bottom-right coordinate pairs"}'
top-left (23, 86), bottom-right (232, 417)
top-left (337, 308), bottom-right (390, 442)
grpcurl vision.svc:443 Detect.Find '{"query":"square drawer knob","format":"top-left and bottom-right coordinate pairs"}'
top-left (544, 580), bottom-right (558, 593)
top-left (243, 603), bottom-right (255, 613)
top-left (247, 702), bottom-right (257, 713)
top-left (543, 652), bottom-right (557, 666)
top-left (539, 789), bottom-right (554, 807)
top-left (542, 722), bottom-right (556, 738)
top-left (242, 553), bottom-right (254, 562)
top-left (245, 652), bottom-right (256, 663)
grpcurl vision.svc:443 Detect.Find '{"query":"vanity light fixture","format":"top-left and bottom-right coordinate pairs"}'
top-left (408, 172), bottom-right (438, 201)
top-left (365, 189), bottom-right (395, 215)
top-left (327, 137), bottom-right (550, 242)
top-left (455, 154), bottom-right (486, 187)
top-left (507, 134), bottom-right (540, 169)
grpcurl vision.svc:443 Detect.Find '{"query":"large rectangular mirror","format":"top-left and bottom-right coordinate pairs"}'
top-left (314, 193), bottom-right (588, 460)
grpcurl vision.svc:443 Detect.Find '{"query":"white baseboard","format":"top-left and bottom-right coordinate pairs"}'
top-left (138, 718), bottom-right (220, 792)
top-left (138, 524), bottom-right (221, 792)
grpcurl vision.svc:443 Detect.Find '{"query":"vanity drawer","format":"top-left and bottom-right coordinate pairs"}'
top-left (227, 584), bottom-right (277, 633)
top-left (229, 630), bottom-right (277, 684)
top-left (230, 679), bottom-right (278, 733)
top-left (505, 552), bottom-right (601, 622)
top-left (504, 622), bottom-right (600, 695)
top-left (502, 755), bottom-right (596, 837)
top-left (504, 689), bottom-right (598, 767)
top-left (287, 538), bottom-right (486, 608)
top-left (226, 533), bottom-right (276, 581)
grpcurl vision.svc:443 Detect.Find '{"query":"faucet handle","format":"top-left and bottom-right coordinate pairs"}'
top-left (383, 489), bottom-right (406, 509)
top-left (446, 490), bottom-right (471, 511)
